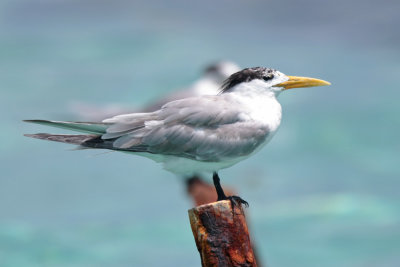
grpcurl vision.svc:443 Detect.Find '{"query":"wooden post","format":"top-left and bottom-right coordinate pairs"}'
top-left (188, 200), bottom-right (257, 267)
top-left (186, 176), bottom-right (236, 206)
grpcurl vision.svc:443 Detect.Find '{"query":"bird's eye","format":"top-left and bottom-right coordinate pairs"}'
top-left (263, 75), bottom-right (274, 81)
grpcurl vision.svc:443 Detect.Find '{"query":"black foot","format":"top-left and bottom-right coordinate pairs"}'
top-left (212, 172), bottom-right (249, 208)
top-left (225, 195), bottom-right (249, 208)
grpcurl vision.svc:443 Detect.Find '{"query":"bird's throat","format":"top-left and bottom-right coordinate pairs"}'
top-left (229, 89), bottom-right (282, 131)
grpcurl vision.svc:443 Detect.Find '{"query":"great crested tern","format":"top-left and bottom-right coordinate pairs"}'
top-left (25, 67), bottom-right (330, 205)
top-left (142, 61), bottom-right (241, 112)
top-left (69, 61), bottom-right (240, 121)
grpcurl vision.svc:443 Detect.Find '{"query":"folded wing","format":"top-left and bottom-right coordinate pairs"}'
top-left (99, 96), bottom-right (270, 161)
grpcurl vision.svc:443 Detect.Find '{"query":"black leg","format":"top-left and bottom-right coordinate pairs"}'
top-left (212, 172), bottom-right (249, 208)
top-left (213, 172), bottom-right (227, 201)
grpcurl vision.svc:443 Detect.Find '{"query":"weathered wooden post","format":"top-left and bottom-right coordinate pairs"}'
top-left (188, 200), bottom-right (257, 267)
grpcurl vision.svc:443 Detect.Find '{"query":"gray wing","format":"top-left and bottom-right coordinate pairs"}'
top-left (100, 95), bottom-right (270, 161)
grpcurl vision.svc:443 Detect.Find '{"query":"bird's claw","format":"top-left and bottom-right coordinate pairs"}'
top-left (226, 195), bottom-right (249, 208)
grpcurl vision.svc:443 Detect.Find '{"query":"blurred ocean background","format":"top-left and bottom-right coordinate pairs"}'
top-left (1, 0), bottom-right (399, 266)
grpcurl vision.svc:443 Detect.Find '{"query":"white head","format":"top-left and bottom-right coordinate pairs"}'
top-left (220, 67), bottom-right (330, 96)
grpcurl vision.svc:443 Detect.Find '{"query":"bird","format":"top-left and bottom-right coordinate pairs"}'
top-left (141, 61), bottom-right (241, 112)
top-left (68, 61), bottom-right (241, 121)
top-left (24, 67), bottom-right (330, 206)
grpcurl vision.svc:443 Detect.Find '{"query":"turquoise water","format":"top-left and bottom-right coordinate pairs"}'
top-left (1, 0), bottom-right (399, 266)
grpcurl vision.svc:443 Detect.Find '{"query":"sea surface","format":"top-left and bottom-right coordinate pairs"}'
top-left (0, 0), bottom-right (399, 266)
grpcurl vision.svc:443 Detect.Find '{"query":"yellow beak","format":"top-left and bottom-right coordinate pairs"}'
top-left (275, 76), bottom-right (331, 90)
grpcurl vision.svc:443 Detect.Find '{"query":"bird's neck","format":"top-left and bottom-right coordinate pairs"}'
top-left (227, 81), bottom-right (282, 130)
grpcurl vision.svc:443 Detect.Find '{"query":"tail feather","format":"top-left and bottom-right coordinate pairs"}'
top-left (24, 120), bottom-right (108, 134)
top-left (24, 133), bottom-right (98, 145)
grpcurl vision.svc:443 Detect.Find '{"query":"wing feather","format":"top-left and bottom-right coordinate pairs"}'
top-left (100, 95), bottom-right (270, 161)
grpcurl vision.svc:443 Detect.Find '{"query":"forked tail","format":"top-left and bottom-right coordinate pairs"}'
top-left (24, 119), bottom-right (109, 146)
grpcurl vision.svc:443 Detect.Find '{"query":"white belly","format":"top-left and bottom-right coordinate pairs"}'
top-left (162, 156), bottom-right (246, 174)
top-left (130, 152), bottom-right (246, 174)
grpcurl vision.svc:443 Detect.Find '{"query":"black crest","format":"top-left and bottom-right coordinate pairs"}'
top-left (220, 67), bottom-right (275, 93)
